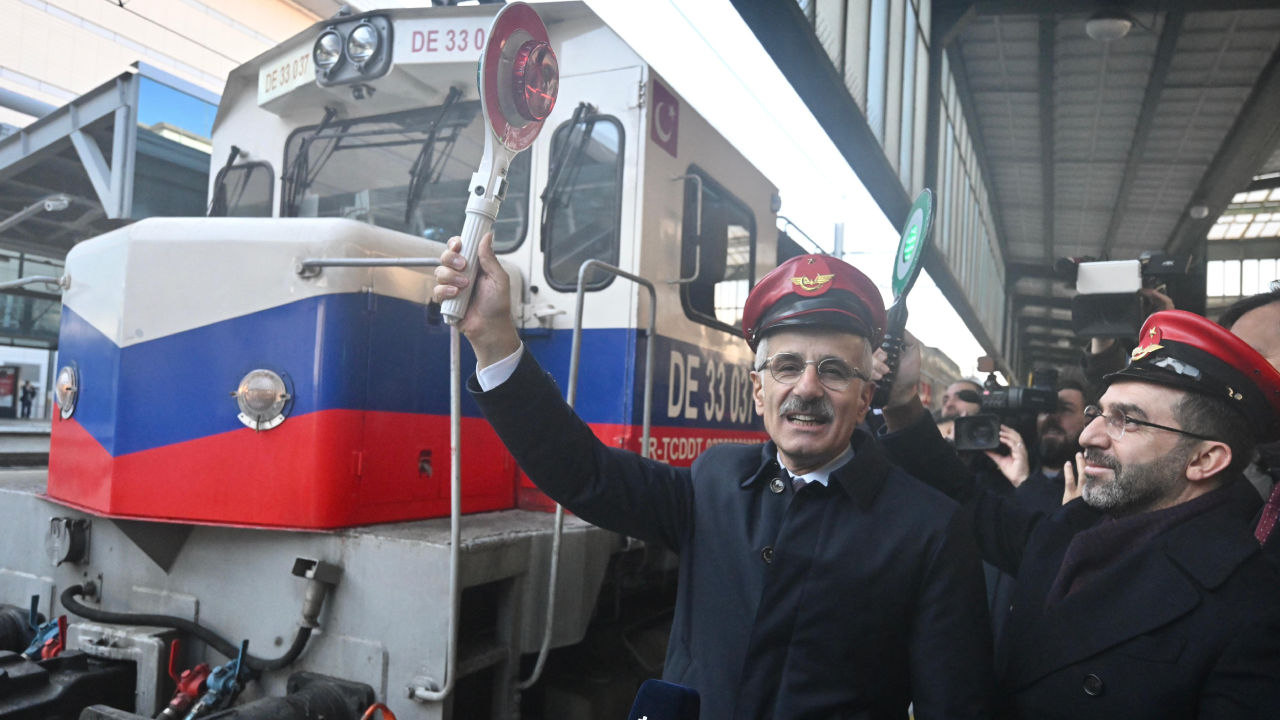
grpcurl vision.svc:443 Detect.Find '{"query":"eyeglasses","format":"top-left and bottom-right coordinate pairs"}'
top-left (1082, 405), bottom-right (1218, 443)
top-left (758, 353), bottom-right (868, 391)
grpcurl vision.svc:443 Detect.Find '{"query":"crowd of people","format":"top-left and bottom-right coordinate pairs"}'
top-left (433, 234), bottom-right (1280, 719)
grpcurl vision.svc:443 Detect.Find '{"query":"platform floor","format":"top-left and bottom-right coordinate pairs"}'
top-left (0, 419), bottom-right (50, 465)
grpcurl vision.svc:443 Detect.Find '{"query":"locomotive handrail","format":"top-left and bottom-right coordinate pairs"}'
top-left (0, 275), bottom-right (66, 291)
top-left (292, 254), bottom-right (456, 703)
top-left (667, 245), bottom-right (701, 285)
top-left (517, 259), bottom-right (658, 691)
top-left (295, 257), bottom-right (442, 278)
top-left (672, 174), bottom-right (703, 236)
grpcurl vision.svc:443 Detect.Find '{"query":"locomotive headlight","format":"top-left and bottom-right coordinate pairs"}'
top-left (234, 369), bottom-right (291, 432)
top-left (511, 40), bottom-right (558, 122)
top-left (346, 23), bottom-right (379, 65)
top-left (55, 364), bottom-right (79, 420)
top-left (314, 30), bottom-right (342, 71)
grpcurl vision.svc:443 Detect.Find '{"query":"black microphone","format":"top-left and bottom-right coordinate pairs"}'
top-left (627, 679), bottom-right (700, 720)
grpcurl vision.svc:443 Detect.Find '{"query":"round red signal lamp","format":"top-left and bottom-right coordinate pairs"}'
top-left (512, 40), bottom-right (558, 122)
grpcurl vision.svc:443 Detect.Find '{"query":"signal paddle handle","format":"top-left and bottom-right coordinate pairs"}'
top-left (441, 138), bottom-right (514, 326)
top-left (872, 301), bottom-right (908, 409)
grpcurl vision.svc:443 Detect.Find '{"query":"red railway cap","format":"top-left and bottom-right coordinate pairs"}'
top-left (1106, 310), bottom-right (1280, 441)
top-left (742, 254), bottom-right (886, 352)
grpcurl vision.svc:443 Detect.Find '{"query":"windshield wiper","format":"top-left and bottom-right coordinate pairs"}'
top-left (540, 102), bottom-right (597, 250)
top-left (404, 87), bottom-right (463, 226)
top-left (207, 144), bottom-right (241, 216)
top-left (282, 106), bottom-right (339, 217)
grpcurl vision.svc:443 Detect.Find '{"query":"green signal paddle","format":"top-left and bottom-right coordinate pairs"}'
top-left (872, 188), bottom-right (935, 408)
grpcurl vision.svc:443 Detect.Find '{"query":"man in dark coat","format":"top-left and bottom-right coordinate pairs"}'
top-left (434, 236), bottom-right (994, 720)
top-left (875, 312), bottom-right (1280, 719)
top-left (1216, 289), bottom-right (1280, 565)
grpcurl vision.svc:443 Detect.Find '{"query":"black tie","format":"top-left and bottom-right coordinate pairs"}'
top-left (792, 476), bottom-right (807, 493)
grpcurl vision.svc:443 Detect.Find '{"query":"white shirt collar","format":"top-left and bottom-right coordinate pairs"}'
top-left (777, 444), bottom-right (855, 487)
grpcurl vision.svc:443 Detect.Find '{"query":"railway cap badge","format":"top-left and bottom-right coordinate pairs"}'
top-left (1106, 310), bottom-right (1280, 441)
top-left (742, 254), bottom-right (887, 352)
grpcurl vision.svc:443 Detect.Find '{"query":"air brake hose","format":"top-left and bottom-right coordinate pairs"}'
top-left (60, 585), bottom-right (312, 671)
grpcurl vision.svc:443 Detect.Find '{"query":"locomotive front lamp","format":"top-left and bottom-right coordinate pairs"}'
top-left (346, 23), bottom-right (379, 65)
top-left (314, 29), bottom-right (342, 71)
top-left (233, 369), bottom-right (291, 431)
top-left (55, 364), bottom-right (78, 420)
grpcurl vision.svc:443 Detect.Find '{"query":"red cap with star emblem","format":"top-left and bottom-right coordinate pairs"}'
top-left (741, 254), bottom-right (887, 352)
top-left (1106, 310), bottom-right (1280, 440)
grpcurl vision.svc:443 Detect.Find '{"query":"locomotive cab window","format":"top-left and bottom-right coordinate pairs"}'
top-left (279, 97), bottom-right (530, 252)
top-left (543, 113), bottom-right (624, 291)
top-left (679, 167), bottom-right (757, 334)
top-left (209, 161), bottom-right (273, 217)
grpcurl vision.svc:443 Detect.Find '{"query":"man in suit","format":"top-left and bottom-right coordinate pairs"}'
top-left (876, 311), bottom-right (1280, 718)
top-left (434, 235), bottom-right (994, 720)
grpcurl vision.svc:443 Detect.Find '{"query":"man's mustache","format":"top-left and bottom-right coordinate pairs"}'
top-left (779, 394), bottom-right (834, 422)
top-left (1083, 448), bottom-right (1119, 472)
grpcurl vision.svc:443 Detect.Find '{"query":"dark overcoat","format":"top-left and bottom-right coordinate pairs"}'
top-left (880, 412), bottom-right (1280, 719)
top-left (471, 351), bottom-right (995, 720)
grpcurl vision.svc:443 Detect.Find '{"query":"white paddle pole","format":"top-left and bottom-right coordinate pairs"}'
top-left (441, 137), bottom-right (516, 325)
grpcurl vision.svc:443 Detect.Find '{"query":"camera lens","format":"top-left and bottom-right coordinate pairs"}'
top-left (971, 423), bottom-right (995, 444)
top-left (954, 415), bottom-right (1003, 451)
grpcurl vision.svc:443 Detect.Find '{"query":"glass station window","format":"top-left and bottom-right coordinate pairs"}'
top-left (209, 162), bottom-right (273, 217)
top-left (280, 98), bottom-right (530, 252)
top-left (679, 167), bottom-right (757, 334)
top-left (543, 115), bottom-right (624, 290)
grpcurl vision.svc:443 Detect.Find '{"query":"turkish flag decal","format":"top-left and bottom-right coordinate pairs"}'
top-left (650, 79), bottom-right (679, 158)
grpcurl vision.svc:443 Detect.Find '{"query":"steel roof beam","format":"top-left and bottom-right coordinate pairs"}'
top-left (729, 0), bottom-right (911, 225)
top-left (1100, 9), bottom-right (1185, 258)
top-left (972, 0), bottom-right (1276, 14)
top-left (0, 69), bottom-right (139, 220)
top-left (1016, 312), bottom-right (1075, 330)
top-left (1167, 40), bottom-right (1280, 255)
top-left (1013, 294), bottom-right (1074, 311)
top-left (1038, 16), bottom-right (1056, 265)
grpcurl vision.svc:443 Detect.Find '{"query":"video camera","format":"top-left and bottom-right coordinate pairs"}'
top-left (1056, 251), bottom-right (1194, 338)
top-left (953, 367), bottom-right (1058, 452)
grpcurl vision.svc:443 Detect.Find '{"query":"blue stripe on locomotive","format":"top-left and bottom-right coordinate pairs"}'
top-left (58, 293), bottom-right (762, 459)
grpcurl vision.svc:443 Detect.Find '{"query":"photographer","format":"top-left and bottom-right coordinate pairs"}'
top-left (875, 314), bottom-right (1280, 718)
top-left (1080, 288), bottom-right (1175, 391)
top-left (1015, 379), bottom-right (1089, 516)
top-left (940, 380), bottom-right (984, 420)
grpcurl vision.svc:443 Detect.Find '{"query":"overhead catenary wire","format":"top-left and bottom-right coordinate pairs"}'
top-left (101, 0), bottom-right (246, 65)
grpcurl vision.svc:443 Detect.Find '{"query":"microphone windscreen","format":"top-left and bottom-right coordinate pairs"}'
top-left (627, 679), bottom-right (700, 720)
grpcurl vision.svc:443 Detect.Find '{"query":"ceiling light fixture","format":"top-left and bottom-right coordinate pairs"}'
top-left (1085, 8), bottom-right (1135, 42)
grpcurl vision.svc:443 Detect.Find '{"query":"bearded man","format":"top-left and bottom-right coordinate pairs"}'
top-left (876, 311), bottom-right (1280, 718)
top-left (1013, 380), bottom-right (1089, 515)
top-left (433, 238), bottom-right (994, 720)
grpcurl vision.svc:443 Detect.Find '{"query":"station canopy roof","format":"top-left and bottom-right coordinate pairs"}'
top-left (949, 1), bottom-right (1280, 368)
top-left (0, 62), bottom-right (216, 263)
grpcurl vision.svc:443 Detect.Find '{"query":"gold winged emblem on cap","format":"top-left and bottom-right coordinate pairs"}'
top-left (791, 274), bottom-right (835, 292)
top-left (1130, 327), bottom-right (1164, 361)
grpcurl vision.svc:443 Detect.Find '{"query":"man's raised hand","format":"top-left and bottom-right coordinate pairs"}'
top-left (432, 233), bottom-right (521, 368)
